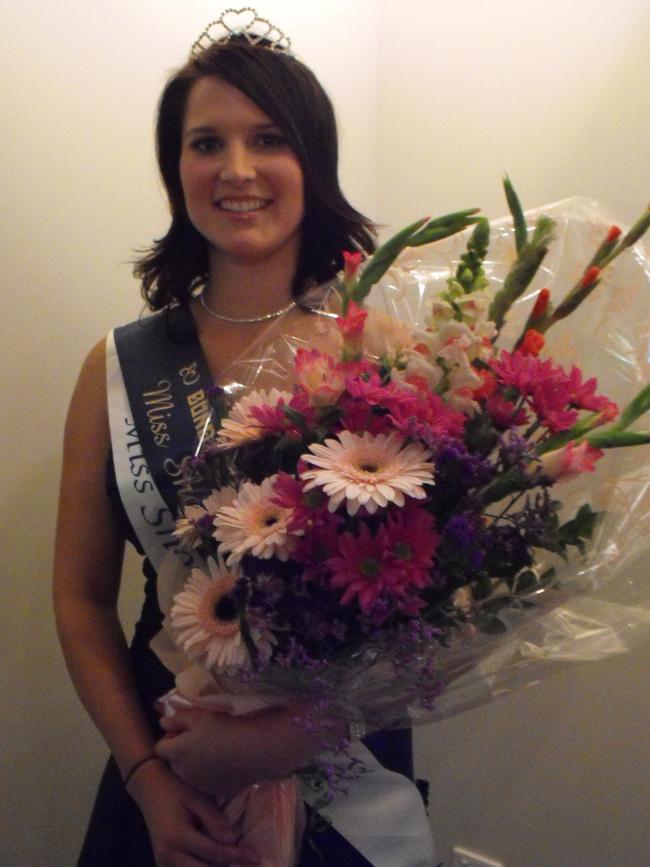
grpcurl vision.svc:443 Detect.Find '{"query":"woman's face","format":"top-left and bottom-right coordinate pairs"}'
top-left (180, 76), bottom-right (304, 271)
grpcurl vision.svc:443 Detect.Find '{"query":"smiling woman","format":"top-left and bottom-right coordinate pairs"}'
top-left (52, 10), bottom-right (434, 867)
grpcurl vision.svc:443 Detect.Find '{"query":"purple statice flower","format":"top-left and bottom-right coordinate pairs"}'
top-left (511, 490), bottom-right (559, 548)
top-left (438, 512), bottom-right (489, 577)
top-left (433, 441), bottom-right (494, 503)
top-left (497, 430), bottom-right (534, 469)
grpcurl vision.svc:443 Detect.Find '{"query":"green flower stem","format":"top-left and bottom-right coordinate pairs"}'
top-left (586, 430), bottom-right (650, 448)
top-left (537, 412), bottom-right (603, 455)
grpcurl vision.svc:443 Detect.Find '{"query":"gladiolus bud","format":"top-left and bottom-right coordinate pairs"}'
top-left (580, 266), bottom-right (601, 290)
top-left (342, 250), bottom-right (363, 288)
top-left (535, 440), bottom-right (603, 482)
top-left (519, 328), bottom-right (545, 356)
top-left (337, 300), bottom-right (368, 361)
top-left (531, 288), bottom-right (551, 320)
top-left (606, 225), bottom-right (622, 244)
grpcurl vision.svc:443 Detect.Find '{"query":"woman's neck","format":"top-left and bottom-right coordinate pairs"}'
top-left (204, 251), bottom-right (298, 318)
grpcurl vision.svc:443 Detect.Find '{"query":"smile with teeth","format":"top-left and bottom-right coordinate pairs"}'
top-left (216, 198), bottom-right (270, 213)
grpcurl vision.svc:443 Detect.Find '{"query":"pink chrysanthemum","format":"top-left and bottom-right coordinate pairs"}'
top-left (169, 556), bottom-right (250, 669)
top-left (216, 388), bottom-right (293, 449)
top-left (388, 391), bottom-right (467, 443)
top-left (300, 430), bottom-right (435, 516)
top-left (213, 475), bottom-right (298, 565)
top-left (490, 350), bottom-right (557, 397)
top-left (337, 397), bottom-right (393, 435)
top-left (565, 365), bottom-right (618, 419)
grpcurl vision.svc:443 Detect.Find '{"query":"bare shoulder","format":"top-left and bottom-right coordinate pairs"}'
top-left (63, 338), bottom-right (109, 454)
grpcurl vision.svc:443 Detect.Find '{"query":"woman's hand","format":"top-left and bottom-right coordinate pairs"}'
top-left (155, 706), bottom-right (346, 800)
top-left (128, 757), bottom-right (261, 866)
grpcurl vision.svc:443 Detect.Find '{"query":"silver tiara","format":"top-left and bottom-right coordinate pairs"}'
top-left (191, 7), bottom-right (293, 58)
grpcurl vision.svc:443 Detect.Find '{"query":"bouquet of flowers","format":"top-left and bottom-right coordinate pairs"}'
top-left (152, 183), bottom-right (650, 864)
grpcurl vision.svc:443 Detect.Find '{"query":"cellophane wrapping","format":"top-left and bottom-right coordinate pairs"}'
top-left (153, 196), bottom-right (650, 734)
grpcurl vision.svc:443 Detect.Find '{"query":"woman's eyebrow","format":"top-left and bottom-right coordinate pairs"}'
top-left (184, 121), bottom-right (280, 140)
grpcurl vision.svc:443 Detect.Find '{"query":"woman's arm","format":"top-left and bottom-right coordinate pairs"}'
top-left (156, 705), bottom-right (347, 800)
top-left (53, 340), bottom-right (260, 867)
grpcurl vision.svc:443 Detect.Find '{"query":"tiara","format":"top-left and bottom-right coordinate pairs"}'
top-left (191, 7), bottom-right (292, 57)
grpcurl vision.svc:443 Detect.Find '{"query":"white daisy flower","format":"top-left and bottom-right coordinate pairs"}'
top-left (170, 556), bottom-right (248, 670)
top-left (216, 388), bottom-right (293, 449)
top-left (213, 475), bottom-right (297, 565)
top-left (300, 430), bottom-right (435, 516)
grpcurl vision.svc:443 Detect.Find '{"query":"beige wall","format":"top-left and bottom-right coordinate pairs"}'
top-left (2, 1), bottom-right (648, 865)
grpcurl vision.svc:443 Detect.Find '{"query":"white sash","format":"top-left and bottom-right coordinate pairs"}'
top-left (303, 740), bottom-right (435, 866)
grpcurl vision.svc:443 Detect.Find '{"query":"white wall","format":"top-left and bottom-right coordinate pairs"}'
top-left (2, 1), bottom-right (648, 865)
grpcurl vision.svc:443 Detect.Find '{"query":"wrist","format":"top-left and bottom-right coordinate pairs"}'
top-left (123, 754), bottom-right (168, 801)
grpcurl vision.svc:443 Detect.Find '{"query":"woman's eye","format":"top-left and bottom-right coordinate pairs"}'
top-left (255, 132), bottom-right (286, 149)
top-left (190, 137), bottom-right (221, 154)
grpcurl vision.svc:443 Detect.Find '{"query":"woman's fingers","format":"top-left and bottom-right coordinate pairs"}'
top-left (159, 709), bottom-right (201, 733)
top-left (177, 826), bottom-right (261, 866)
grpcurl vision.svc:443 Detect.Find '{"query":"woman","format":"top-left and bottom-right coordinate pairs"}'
top-left (54, 13), bottom-right (432, 867)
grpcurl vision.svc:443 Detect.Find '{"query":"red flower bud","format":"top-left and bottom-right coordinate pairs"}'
top-left (531, 288), bottom-right (551, 319)
top-left (519, 328), bottom-right (545, 357)
top-left (342, 250), bottom-right (363, 284)
top-left (580, 266), bottom-right (601, 290)
top-left (606, 225), bottom-right (622, 244)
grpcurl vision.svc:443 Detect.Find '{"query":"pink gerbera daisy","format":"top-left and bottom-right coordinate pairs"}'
top-left (213, 475), bottom-right (298, 565)
top-left (216, 388), bottom-right (293, 449)
top-left (300, 430), bottom-right (435, 516)
top-left (169, 556), bottom-right (249, 669)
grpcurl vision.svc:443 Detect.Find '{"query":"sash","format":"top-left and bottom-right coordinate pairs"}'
top-left (303, 740), bottom-right (435, 866)
top-left (106, 308), bottom-right (436, 866)
top-left (106, 307), bottom-right (214, 571)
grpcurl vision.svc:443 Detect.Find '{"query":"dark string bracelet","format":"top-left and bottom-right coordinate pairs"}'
top-left (122, 753), bottom-right (160, 788)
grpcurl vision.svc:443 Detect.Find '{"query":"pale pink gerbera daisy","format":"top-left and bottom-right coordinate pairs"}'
top-left (300, 430), bottom-right (435, 516)
top-left (213, 475), bottom-right (297, 565)
top-left (216, 388), bottom-right (292, 449)
top-left (170, 556), bottom-right (248, 669)
top-left (174, 487), bottom-right (236, 548)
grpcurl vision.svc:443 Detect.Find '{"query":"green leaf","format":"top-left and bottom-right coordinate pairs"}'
top-left (464, 411), bottom-right (499, 456)
top-left (408, 209), bottom-right (481, 247)
top-left (351, 210), bottom-right (481, 305)
top-left (350, 217), bottom-right (429, 305)
top-left (503, 175), bottom-right (527, 253)
top-left (557, 503), bottom-right (600, 552)
top-left (611, 383), bottom-right (650, 431)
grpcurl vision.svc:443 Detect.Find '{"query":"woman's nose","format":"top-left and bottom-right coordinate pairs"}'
top-left (219, 143), bottom-right (256, 184)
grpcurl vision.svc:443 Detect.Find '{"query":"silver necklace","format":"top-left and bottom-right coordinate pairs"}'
top-left (199, 291), bottom-right (296, 324)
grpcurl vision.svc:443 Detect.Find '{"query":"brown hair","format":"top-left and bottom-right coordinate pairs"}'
top-left (135, 39), bottom-right (376, 310)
